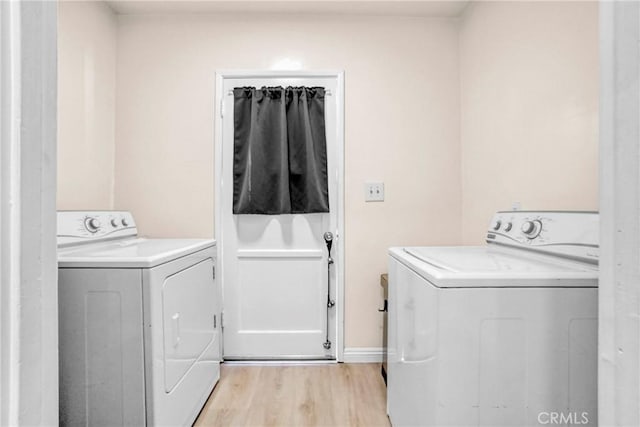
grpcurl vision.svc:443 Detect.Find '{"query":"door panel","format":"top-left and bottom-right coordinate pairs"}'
top-left (237, 255), bottom-right (323, 331)
top-left (220, 75), bottom-right (340, 359)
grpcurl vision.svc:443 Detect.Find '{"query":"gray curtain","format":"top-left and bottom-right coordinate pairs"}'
top-left (233, 86), bottom-right (330, 215)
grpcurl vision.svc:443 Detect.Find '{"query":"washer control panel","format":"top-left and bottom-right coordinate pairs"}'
top-left (57, 211), bottom-right (137, 247)
top-left (486, 211), bottom-right (599, 263)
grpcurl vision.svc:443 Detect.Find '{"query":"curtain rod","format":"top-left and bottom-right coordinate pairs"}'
top-left (227, 89), bottom-right (333, 96)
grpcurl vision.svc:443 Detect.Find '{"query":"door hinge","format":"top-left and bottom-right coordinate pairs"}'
top-left (213, 314), bottom-right (217, 329)
top-left (212, 266), bottom-right (216, 280)
top-left (221, 311), bottom-right (224, 329)
top-left (220, 98), bottom-right (225, 118)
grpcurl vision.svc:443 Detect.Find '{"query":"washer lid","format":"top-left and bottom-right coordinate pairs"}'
top-left (58, 238), bottom-right (216, 268)
top-left (389, 246), bottom-right (598, 288)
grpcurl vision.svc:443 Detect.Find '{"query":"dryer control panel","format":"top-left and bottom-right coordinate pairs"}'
top-left (57, 211), bottom-right (137, 247)
top-left (486, 211), bottom-right (599, 263)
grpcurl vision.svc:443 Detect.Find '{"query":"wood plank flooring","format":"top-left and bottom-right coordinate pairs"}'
top-left (194, 363), bottom-right (390, 427)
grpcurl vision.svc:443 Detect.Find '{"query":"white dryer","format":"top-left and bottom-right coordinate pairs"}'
top-left (387, 211), bottom-right (598, 427)
top-left (57, 211), bottom-right (221, 426)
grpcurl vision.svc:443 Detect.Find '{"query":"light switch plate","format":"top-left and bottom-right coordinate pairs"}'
top-left (365, 182), bottom-right (384, 202)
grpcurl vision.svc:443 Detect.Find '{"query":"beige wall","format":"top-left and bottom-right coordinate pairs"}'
top-left (57, 1), bottom-right (599, 349)
top-left (57, 1), bottom-right (117, 210)
top-left (459, 1), bottom-right (599, 244)
top-left (114, 14), bottom-right (461, 348)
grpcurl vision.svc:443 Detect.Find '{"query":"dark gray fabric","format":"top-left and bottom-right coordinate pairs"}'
top-left (286, 87), bottom-right (329, 214)
top-left (233, 87), bottom-right (290, 214)
top-left (233, 86), bottom-right (330, 215)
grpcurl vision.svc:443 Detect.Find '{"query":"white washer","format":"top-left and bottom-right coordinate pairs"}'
top-left (57, 211), bottom-right (221, 426)
top-left (387, 211), bottom-right (598, 427)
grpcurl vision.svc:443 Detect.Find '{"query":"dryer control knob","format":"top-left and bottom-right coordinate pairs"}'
top-left (492, 220), bottom-right (502, 231)
top-left (85, 217), bottom-right (101, 233)
top-left (504, 222), bottom-right (513, 232)
top-left (121, 218), bottom-right (129, 227)
top-left (110, 219), bottom-right (118, 228)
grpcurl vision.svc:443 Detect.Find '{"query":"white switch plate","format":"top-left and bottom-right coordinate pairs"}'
top-left (365, 182), bottom-right (384, 202)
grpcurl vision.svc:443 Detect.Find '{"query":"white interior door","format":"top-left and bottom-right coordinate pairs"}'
top-left (217, 72), bottom-right (343, 360)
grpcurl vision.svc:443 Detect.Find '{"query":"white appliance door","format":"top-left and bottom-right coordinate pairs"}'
top-left (396, 246), bottom-right (598, 288)
top-left (162, 258), bottom-right (216, 392)
top-left (220, 75), bottom-right (339, 359)
top-left (144, 248), bottom-right (220, 426)
top-left (404, 246), bottom-right (595, 274)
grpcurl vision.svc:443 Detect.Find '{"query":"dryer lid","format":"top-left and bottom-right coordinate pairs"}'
top-left (390, 246), bottom-right (598, 288)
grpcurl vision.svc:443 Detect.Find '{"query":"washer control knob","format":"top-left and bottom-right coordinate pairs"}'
top-left (521, 220), bottom-right (542, 238)
top-left (84, 217), bottom-right (101, 233)
top-left (110, 219), bottom-right (118, 228)
top-left (492, 220), bottom-right (502, 231)
top-left (504, 222), bottom-right (513, 232)
top-left (121, 218), bottom-right (129, 227)
top-left (521, 221), bottom-right (535, 234)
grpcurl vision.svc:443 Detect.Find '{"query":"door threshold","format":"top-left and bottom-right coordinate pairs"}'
top-left (223, 359), bottom-right (338, 366)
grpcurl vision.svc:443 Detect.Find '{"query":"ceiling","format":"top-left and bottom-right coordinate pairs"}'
top-left (105, 0), bottom-right (470, 17)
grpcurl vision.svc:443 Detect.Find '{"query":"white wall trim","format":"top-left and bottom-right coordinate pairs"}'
top-left (0, 1), bottom-right (23, 423)
top-left (342, 347), bottom-right (383, 364)
top-left (599, 1), bottom-right (640, 425)
top-left (0, 1), bottom-right (58, 424)
top-left (335, 71), bottom-right (345, 362)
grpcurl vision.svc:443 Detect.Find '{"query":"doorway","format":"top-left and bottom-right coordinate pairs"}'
top-left (215, 71), bottom-right (344, 360)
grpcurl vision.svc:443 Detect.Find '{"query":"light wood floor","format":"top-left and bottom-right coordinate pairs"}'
top-left (194, 363), bottom-right (390, 427)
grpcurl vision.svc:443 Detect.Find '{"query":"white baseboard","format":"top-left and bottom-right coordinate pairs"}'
top-left (342, 347), bottom-right (383, 363)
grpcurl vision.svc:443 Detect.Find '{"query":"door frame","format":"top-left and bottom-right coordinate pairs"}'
top-left (0, 0), bottom-right (58, 424)
top-left (598, 2), bottom-right (640, 423)
top-left (214, 70), bottom-right (346, 361)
